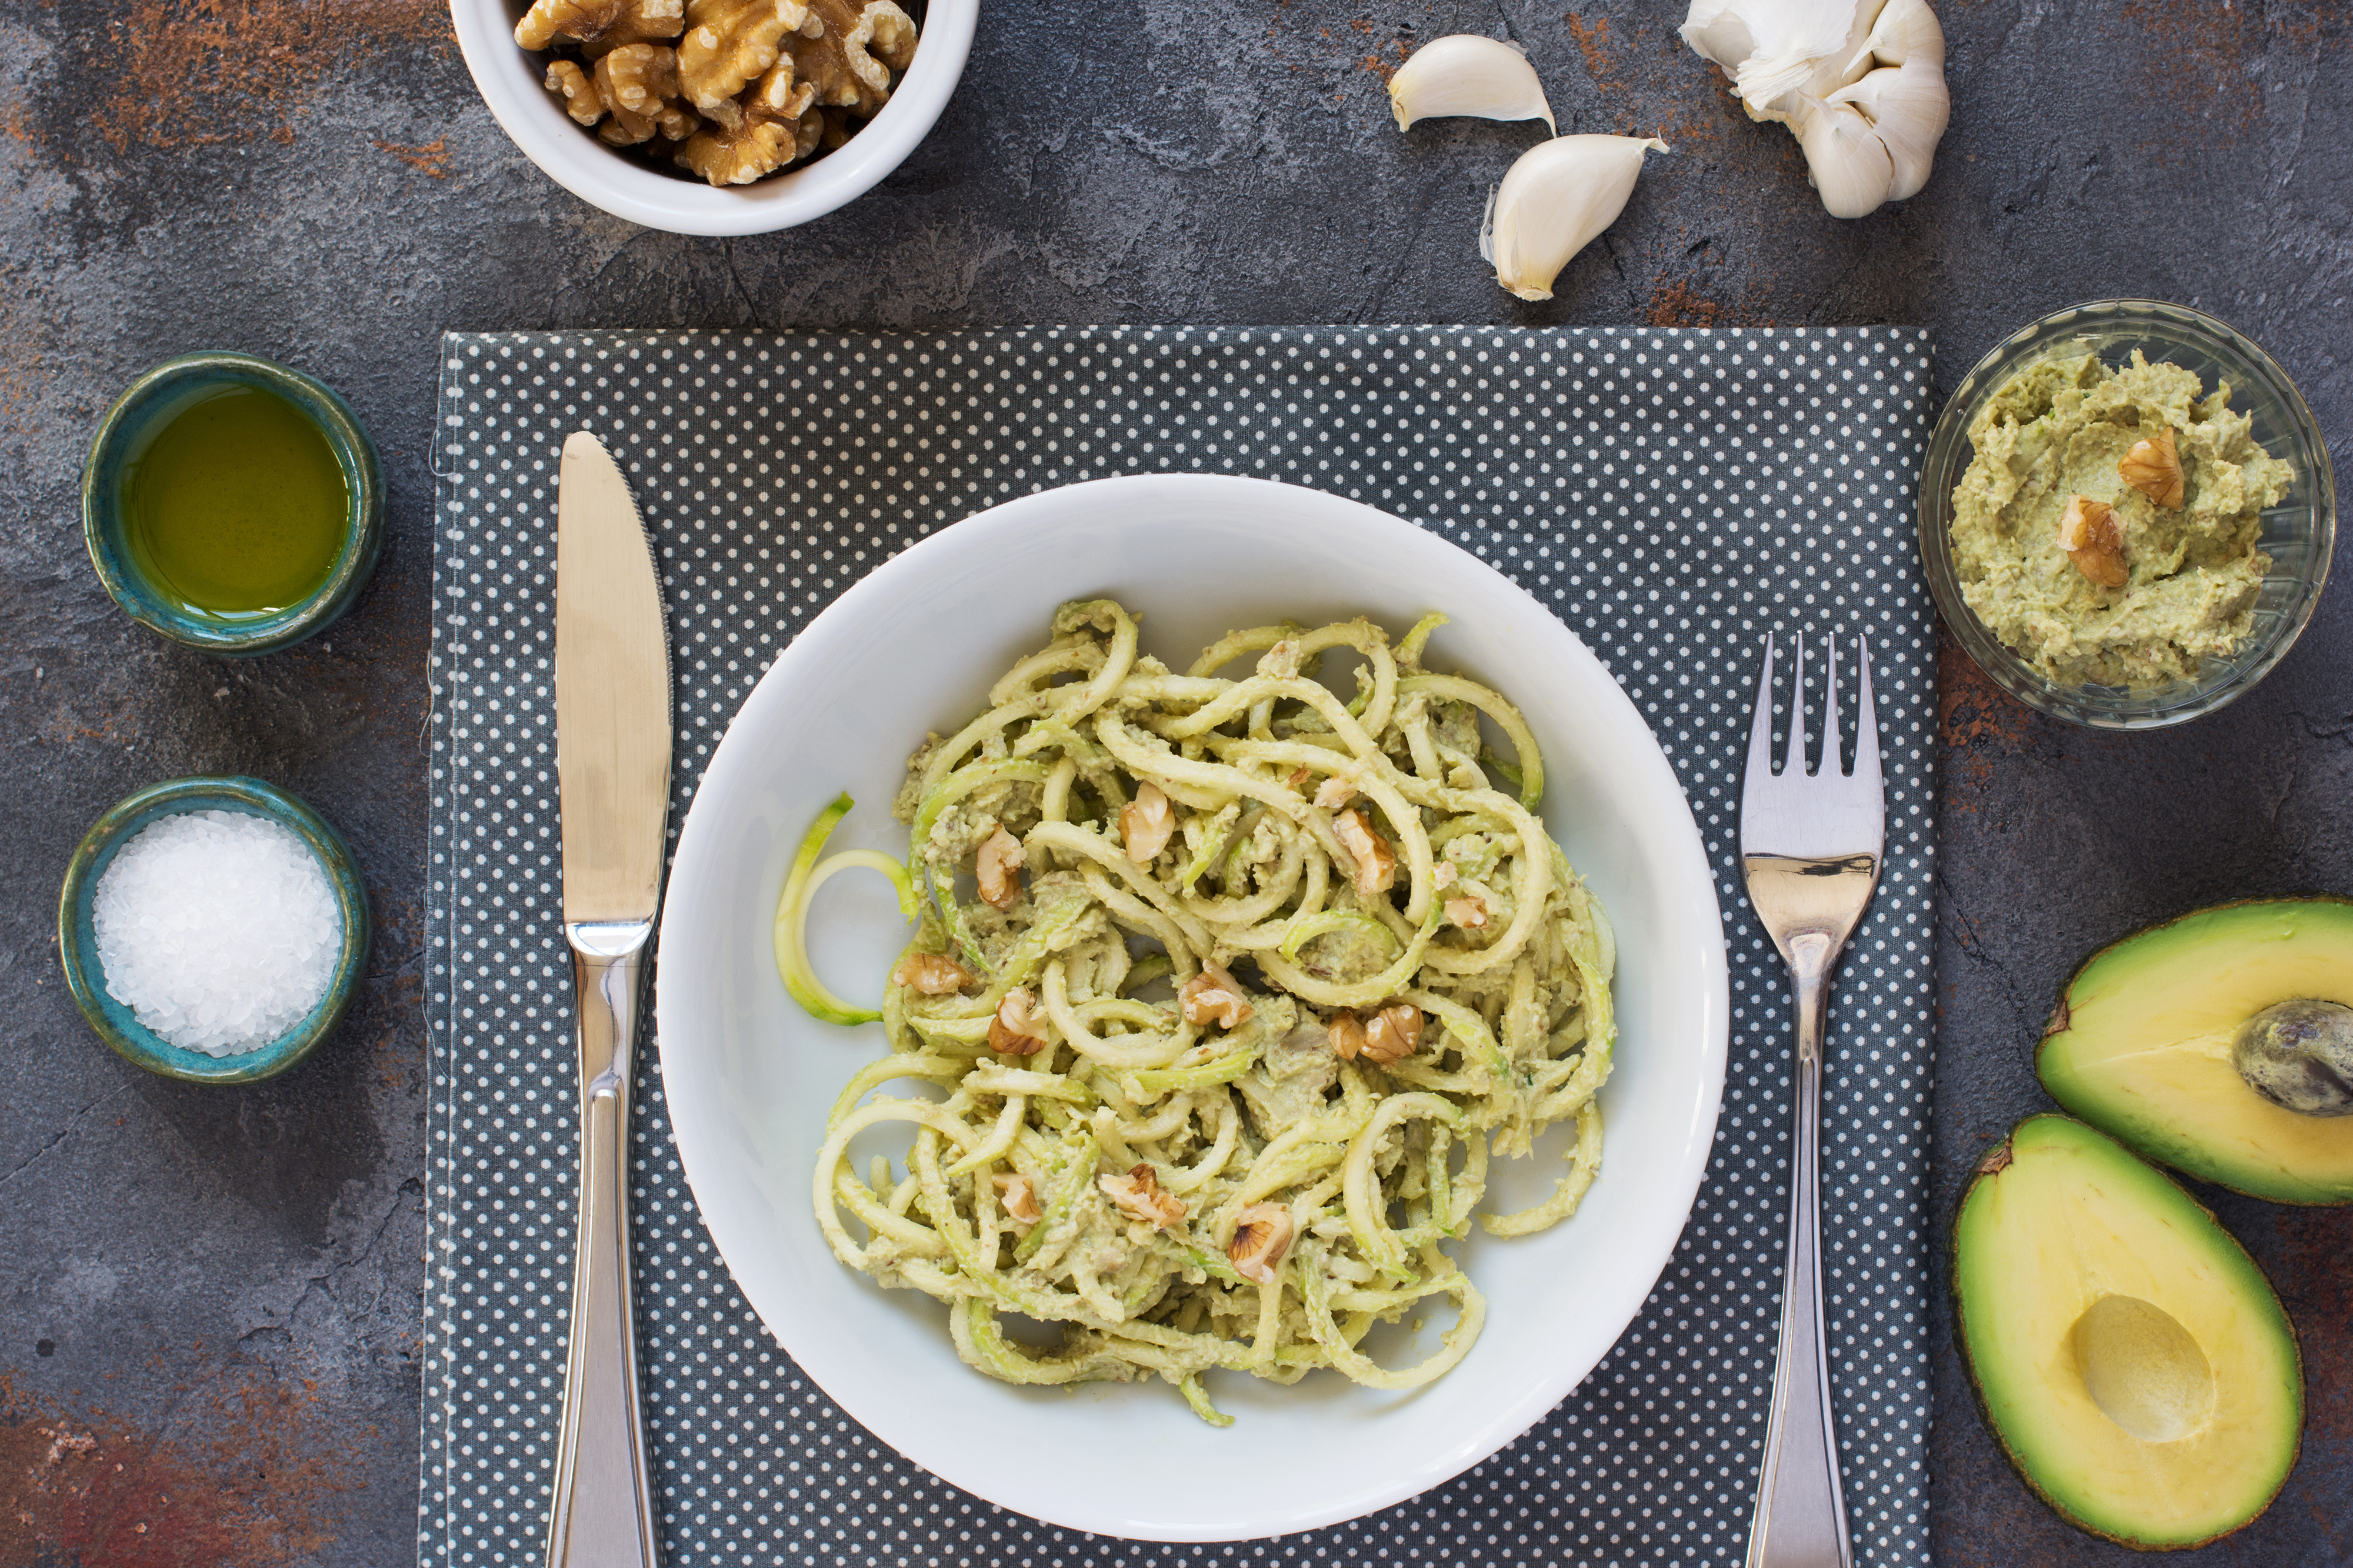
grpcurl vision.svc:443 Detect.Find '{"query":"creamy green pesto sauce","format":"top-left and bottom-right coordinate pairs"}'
top-left (1948, 349), bottom-right (2292, 690)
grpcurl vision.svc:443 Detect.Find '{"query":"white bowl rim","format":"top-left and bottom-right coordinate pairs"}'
top-left (655, 472), bottom-right (1730, 1540)
top-left (449, 0), bottom-right (978, 236)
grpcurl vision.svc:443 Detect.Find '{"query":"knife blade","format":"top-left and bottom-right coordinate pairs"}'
top-left (547, 431), bottom-right (671, 1568)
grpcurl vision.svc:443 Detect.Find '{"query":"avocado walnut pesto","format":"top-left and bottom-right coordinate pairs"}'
top-left (1947, 350), bottom-right (2295, 690)
top-left (775, 602), bottom-right (1618, 1424)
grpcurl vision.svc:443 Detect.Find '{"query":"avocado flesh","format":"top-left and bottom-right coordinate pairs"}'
top-left (1954, 1116), bottom-right (2302, 1549)
top-left (2037, 897), bottom-right (2353, 1204)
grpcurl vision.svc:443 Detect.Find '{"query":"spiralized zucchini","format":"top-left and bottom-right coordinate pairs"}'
top-left (787, 599), bottom-right (1616, 1423)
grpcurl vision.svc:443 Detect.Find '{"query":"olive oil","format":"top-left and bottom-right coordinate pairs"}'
top-left (121, 385), bottom-right (349, 619)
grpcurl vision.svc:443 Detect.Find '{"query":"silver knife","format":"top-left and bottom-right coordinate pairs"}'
top-left (547, 431), bottom-right (671, 1568)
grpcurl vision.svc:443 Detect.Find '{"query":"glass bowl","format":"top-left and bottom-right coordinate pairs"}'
top-left (1918, 299), bottom-right (2335, 729)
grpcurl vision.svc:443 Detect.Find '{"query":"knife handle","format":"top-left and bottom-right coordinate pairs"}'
top-left (547, 919), bottom-right (662, 1568)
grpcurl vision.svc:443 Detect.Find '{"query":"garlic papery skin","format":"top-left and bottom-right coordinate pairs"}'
top-left (1678, 0), bottom-right (1949, 218)
top-left (1388, 35), bottom-right (1557, 133)
top-left (1680, 0), bottom-right (1874, 121)
top-left (1480, 135), bottom-right (1667, 302)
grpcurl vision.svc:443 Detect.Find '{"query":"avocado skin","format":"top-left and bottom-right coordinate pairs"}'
top-left (1950, 1115), bottom-right (2304, 1552)
top-left (2035, 895), bottom-right (2353, 1206)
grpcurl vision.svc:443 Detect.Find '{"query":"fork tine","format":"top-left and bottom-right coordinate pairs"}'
top-left (1745, 633), bottom-right (1778, 790)
top-left (1784, 632), bottom-right (1808, 778)
top-left (1855, 632), bottom-right (1882, 793)
top-left (1821, 629), bottom-right (1844, 777)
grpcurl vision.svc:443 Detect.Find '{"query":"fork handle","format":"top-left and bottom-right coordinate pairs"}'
top-left (1747, 958), bottom-right (1852, 1568)
top-left (546, 920), bottom-right (663, 1568)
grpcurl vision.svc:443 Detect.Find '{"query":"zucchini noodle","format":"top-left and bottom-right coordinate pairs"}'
top-left (782, 600), bottom-right (1617, 1424)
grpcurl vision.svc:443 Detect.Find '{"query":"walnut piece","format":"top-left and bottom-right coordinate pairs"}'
top-left (676, 115), bottom-right (796, 183)
top-left (1327, 1009), bottom-right (1368, 1061)
top-left (677, 0), bottom-right (812, 114)
top-left (516, 0), bottom-right (684, 54)
top-left (975, 826), bottom-right (1025, 909)
top-left (592, 44), bottom-right (688, 145)
top-left (786, 0), bottom-right (917, 117)
top-left (1122, 783), bottom-right (1175, 865)
top-left (545, 59), bottom-right (604, 125)
top-left (745, 58), bottom-right (819, 126)
top-left (1361, 1002), bottom-right (1424, 1065)
top-left (988, 988), bottom-right (1049, 1055)
top-left (1284, 765), bottom-right (1313, 792)
top-left (2058, 495), bottom-right (2128, 589)
top-left (1313, 775), bottom-right (1356, 810)
top-left (1179, 965), bottom-right (1254, 1030)
top-left (1099, 1163), bottom-right (1187, 1229)
top-left (1332, 808), bottom-right (1397, 898)
top-left (1228, 1202), bottom-right (1295, 1286)
top-left (994, 1172), bottom-right (1041, 1225)
top-left (1446, 894), bottom-right (1488, 929)
top-left (2119, 425), bottom-right (2186, 510)
top-left (891, 951), bottom-right (973, 995)
top-left (1431, 859), bottom-right (1458, 890)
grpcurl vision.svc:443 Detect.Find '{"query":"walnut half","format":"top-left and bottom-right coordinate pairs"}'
top-left (891, 951), bottom-right (973, 995)
top-left (516, 0), bottom-right (684, 54)
top-left (1228, 1202), bottom-right (1295, 1286)
top-left (2119, 425), bottom-right (2187, 510)
top-left (1099, 1164), bottom-right (1186, 1229)
top-left (975, 826), bottom-right (1025, 909)
top-left (1361, 1002), bottom-right (1424, 1065)
top-left (789, 0), bottom-right (918, 118)
top-left (2058, 495), bottom-right (2128, 590)
top-left (1179, 965), bottom-right (1254, 1030)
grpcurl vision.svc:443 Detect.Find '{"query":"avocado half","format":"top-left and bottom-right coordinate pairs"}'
top-left (2037, 896), bottom-right (2353, 1205)
top-left (1953, 1115), bottom-right (2303, 1549)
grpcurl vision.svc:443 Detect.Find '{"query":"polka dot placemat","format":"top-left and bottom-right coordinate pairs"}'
top-left (423, 326), bottom-right (1935, 1567)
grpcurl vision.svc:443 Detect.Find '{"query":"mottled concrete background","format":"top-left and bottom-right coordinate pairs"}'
top-left (0, 1), bottom-right (2346, 1563)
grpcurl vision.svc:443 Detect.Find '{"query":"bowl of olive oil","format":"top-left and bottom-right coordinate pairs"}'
top-left (83, 352), bottom-right (384, 657)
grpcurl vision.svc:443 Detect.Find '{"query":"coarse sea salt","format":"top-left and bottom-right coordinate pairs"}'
top-left (92, 809), bottom-right (343, 1057)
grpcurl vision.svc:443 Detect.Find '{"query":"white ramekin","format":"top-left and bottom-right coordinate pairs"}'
top-left (449, 0), bottom-right (977, 236)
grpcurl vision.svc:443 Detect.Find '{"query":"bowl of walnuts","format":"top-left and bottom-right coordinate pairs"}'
top-left (452, 0), bottom-right (975, 235)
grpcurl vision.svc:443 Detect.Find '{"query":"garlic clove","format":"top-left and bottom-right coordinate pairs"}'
top-left (1845, 0), bottom-right (1944, 74)
top-left (1825, 54), bottom-right (1948, 199)
top-left (1792, 95), bottom-right (1894, 218)
top-left (1481, 134), bottom-right (1667, 302)
top-left (1388, 35), bottom-right (1557, 133)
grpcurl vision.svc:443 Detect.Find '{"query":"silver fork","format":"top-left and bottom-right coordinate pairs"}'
top-left (1738, 632), bottom-right (1884, 1568)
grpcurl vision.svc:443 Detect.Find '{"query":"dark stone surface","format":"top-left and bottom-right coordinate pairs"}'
top-left (0, 0), bottom-right (2344, 1562)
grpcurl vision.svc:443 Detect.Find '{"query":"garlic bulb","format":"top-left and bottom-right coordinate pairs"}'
top-left (1388, 35), bottom-right (1557, 134)
top-left (1481, 135), bottom-right (1667, 302)
top-left (1678, 0), bottom-right (1948, 218)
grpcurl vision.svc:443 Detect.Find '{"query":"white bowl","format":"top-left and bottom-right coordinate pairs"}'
top-left (656, 474), bottom-right (1729, 1541)
top-left (449, 0), bottom-right (977, 235)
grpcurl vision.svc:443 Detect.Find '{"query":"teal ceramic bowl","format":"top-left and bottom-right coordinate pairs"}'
top-left (82, 352), bottom-right (385, 658)
top-left (57, 776), bottom-right (372, 1085)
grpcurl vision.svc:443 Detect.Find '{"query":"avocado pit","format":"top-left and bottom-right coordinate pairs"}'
top-left (2231, 997), bottom-right (2353, 1117)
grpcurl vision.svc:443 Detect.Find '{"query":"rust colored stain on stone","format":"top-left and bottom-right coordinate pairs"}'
top-left (374, 137), bottom-right (451, 178)
top-left (1565, 14), bottom-right (1629, 100)
top-left (0, 1366), bottom-right (354, 1567)
top-left (1938, 631), bottom-right (2035, 804)
top-left (85, 0), bottom-right (453, 154)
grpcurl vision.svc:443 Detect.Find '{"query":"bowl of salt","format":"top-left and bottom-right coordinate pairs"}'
top-left (58, 776), bottom-right (370, 1085)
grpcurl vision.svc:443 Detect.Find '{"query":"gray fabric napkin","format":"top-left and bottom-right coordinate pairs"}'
top-left (424, 323), bottom-right (1936, 1567)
